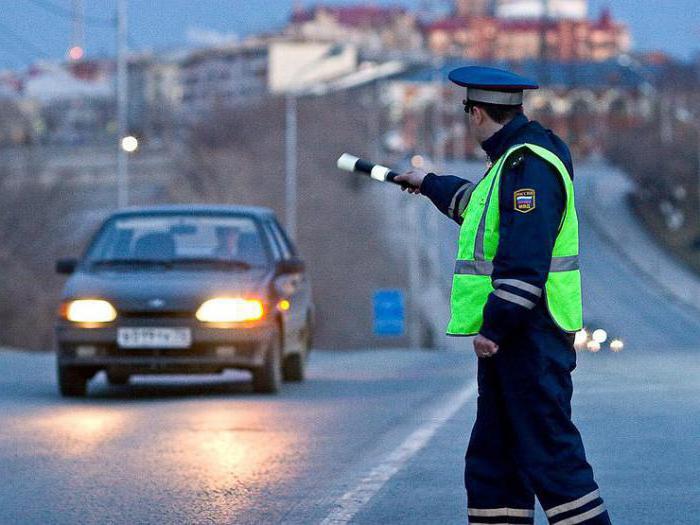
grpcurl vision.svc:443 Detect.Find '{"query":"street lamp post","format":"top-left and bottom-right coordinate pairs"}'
top-left (285, 92), bottom-right (298, 240)
top-left (283, 44), bottom-right (345, 241)
top-left (116, 0), bottom-right (129, 208)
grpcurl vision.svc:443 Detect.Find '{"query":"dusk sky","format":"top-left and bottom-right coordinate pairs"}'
top-left (0, 0), bottom-right (698, 70)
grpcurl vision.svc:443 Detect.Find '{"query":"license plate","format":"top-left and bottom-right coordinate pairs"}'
top-left (117, 327), bottom-right (192, 349)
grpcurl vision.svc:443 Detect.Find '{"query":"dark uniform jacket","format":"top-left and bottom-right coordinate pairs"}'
top-left (420, 113), bottom-right (574, 345)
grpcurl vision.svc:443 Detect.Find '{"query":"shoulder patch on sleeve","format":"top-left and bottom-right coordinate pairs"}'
top-left (513, 188), bottom-right (536, 213)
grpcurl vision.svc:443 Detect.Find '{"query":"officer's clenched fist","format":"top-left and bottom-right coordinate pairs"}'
top-left (394, 169), bottom-right (428, 194)
top-left (473, 334), bottom-right (499, 358)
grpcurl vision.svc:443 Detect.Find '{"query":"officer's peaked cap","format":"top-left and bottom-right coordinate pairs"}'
top-left (449, 66), bottom-right (538, 106)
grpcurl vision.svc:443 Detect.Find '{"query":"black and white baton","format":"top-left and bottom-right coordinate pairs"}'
top-left (336, 153), bottom-right (413, 189)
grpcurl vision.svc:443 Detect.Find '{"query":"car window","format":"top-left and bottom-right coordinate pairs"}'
top-left (262, 220), bottom-right (283, 260)
top-left (85, 214), bottom-right (270, 266)
top-left (272, 218), bottom-right (298, 256)
top-left (268, 220), bottom-right (293, 260)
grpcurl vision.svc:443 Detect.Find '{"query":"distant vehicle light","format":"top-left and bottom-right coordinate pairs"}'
top-left (196, 298), bottom-right (264, 323)
top-left (586, 341), bottom-right (601, 352)
top-left (574, 329), bottom-right (589, 348)
top-left (610, 339), bottom-right (624, 352)
top-left (592, 328), bottom-right (608, 344)
top-left (65, 299), bottom-right (117, 323)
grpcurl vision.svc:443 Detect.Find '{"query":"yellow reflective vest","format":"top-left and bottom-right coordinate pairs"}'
top-left (446, 143), bottom-right (583, 336)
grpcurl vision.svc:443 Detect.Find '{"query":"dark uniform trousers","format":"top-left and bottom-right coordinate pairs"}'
top-left (465, 311), bottom-right (611, 525)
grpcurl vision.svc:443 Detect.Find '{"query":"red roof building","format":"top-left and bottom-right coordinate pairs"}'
top-left (425, 8), bottom-right (631, 61)
top-left (291, 5), bottom-right (408, 27)
top-left (286, 3), bottom-right (630, 62)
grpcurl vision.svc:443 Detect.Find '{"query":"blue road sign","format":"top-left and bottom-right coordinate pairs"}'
top-left (373, 289), bottom-right (405, 336)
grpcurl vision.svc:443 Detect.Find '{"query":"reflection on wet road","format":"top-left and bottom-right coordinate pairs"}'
top-left (0, 349), bottom-right (470, 524)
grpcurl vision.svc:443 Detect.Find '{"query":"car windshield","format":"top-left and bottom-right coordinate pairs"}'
top-left (85, 214), bottom-right (269, 268)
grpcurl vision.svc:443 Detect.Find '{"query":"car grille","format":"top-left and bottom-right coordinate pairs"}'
top-left (119, 310), bottom-right (194, 319)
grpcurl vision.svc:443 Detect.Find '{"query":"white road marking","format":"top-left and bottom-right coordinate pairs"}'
top-left (320, 380), bottom-right (478, 525)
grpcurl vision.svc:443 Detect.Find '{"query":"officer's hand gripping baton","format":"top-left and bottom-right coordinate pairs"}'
top-left (336, 153), bottom-right (413, 189)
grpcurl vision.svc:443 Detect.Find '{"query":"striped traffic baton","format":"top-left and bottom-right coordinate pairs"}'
top-left (336, 153), bottom-right (413, 189)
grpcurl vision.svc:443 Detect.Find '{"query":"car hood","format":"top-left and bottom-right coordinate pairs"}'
top-left (62, 268), bottom-right (271, 312)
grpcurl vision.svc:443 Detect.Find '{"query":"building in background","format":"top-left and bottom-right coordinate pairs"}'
top-left (427, 1), bottom-right (630, 61)
top-left (495, 0), bottom-right (588, 20)
top-left (286, 5), bottom-right (423, 53)
top-left (22, 60), bottom-right (114, 145)
top-left (455, 0), bottom-right (493, 16)
top-left (268, 41), bottom-right (358, 93)
top-left (127, 52), bottom-right (183, 141)
top-left (178, 42), bottom-right (268, 116)
top-left (286, 1), bottom-right (630, 63)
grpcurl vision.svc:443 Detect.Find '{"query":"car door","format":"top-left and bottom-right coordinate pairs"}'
top-left (264, 219), bottom-right (309, 355)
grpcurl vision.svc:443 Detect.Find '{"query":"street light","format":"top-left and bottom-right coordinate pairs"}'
top-left (68, 46), bottom-right (84, 61)
top-left (285, 44), bottom-right (345, 240)
top-left (121, 135), bottom-right (138, 153)
top-left (116, 0), bottom-right (129, 208)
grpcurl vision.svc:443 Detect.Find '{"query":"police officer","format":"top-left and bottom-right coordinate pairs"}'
top-left (395, 66), bottom-right (612, 525)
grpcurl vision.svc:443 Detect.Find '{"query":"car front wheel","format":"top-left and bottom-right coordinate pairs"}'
top-left (252, 329), bottom-right (282, 394)
top-left (57, 366), bottom-right (89, 397)
top-left (283, 325), bottom-right (309, 382)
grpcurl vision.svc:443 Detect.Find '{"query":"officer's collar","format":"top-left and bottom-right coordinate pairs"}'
top-left (481, 113), bottom-right (530, 163)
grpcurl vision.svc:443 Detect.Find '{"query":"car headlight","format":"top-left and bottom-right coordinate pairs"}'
top-left (64, 299), bottom-right (117, 323)
top-left (196, 298), bottom-right (264, 323)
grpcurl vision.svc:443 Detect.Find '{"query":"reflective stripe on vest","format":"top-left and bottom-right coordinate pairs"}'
top-left (454, 255), bottom-right (580, 275)
top-left (446, 143), bottom-right (583, 336)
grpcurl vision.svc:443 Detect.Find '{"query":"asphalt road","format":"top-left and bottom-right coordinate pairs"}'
top-left (1, 163), bottom-right (699, 524)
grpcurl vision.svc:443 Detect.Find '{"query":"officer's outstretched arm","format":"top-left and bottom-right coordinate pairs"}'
top-left (479, 154), bottom-right (565, 344)
top-left (419, 173), bottom-right (475, 225)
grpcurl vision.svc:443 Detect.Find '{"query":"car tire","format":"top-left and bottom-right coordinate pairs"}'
top-left (283, 325), bottom-right (309, 382)
top-left (252, 329), bottom-right (282, 394)
top-left (107, 372), bottom-right (130, 386)
top-left (57, 366), bottom-right (89, 397)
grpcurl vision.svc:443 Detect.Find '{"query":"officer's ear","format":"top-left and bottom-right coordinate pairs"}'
top-left (469, 105), bottom-right (485, 126)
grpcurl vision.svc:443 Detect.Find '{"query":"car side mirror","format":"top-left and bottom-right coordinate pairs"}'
top-left (276, 257), bottom-right (305, 274)
top-left (55, 258), bottom-right (79, 275)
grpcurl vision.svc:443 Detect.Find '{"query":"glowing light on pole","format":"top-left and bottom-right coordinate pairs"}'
top-left (68, 46), bottom-right (84, 61)
top-left (121, 136), bottom-right (138, 153)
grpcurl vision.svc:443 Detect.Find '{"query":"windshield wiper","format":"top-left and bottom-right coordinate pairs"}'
top-left (170, 258), bottom-right (253, 270)
top-left (91, 258), bottom-right (173, 268)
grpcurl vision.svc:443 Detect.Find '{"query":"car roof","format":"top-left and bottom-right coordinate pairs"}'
top-left (109, 204), bottom-right (277, 219)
